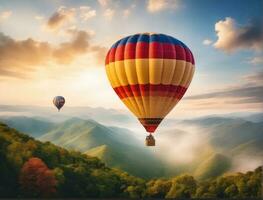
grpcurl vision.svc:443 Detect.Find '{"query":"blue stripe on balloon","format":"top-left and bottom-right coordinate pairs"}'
top-left (110, 33), bottom-right (189, 50)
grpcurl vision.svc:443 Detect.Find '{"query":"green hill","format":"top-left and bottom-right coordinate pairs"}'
top-left (85, 143), bottom-right (164, 178)
top-left (0, 121), bottom-right (146, 198)
top-left (40, 118), bottom-right (164, 178)
top-left (3, 115), bottom-right (263, 180)
top-left (40, 117), bottom-right (138, 149)
top-left (0, 116), bottom-right (55, 138)
top-left (183, 117), bottom-right (246, 127)
top-left (194, 153), bottom-right (231, 180)
top-left (0, 121), bottom-right (261, 198)
top-left (17, 116), bottom-right (263, 179)
top-left (231, 139), bottom-right (263, 157)
top-left (207, 121), bottom-right (263, 151)
top-left (182, 117), bottom-right (263, 154)
top-left (86, 144), bottom-right (109, 158)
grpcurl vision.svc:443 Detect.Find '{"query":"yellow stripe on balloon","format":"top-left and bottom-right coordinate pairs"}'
top-left (135, 59), bottom-right (149, 84)
top-left (171, 60), bottom-right (187, 85)
top-left (161, 59), bottom-right (176, 84)
top-left (149, 59), bottom-right (163, 84)
top-left (124, 59), bottom-right (138, 85)
top-left (110, 62), bottom-right (143, 117)
top-left (115, 60), bottom-right (129, 86)
top-left (120, 96), bottom-right (183, 119)
top-left (106, 59), bottom-right (193, 87)
top-left (123, 59), bottom-right (146, 116)
top-left (163, 65), bottom-right (195, 115)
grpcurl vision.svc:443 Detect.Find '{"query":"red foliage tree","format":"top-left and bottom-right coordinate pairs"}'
top-left (19, 157), bottom-right (57, 197)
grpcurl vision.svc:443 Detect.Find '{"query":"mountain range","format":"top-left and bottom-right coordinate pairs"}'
top-left (0, 108), bottom-right (262, 179)
top-left (1, 120), bottom-right (261, 198)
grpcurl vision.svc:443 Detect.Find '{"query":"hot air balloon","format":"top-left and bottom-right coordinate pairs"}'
top-left (53, 96), bottom-right (65, 111)
top-left (105, 33), bottom-right (195, 146)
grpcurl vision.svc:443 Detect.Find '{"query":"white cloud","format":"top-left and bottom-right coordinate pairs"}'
top-left (147, 0), bottom-right (178, 13)
top-left (103, 8), bottom-right (115, 20)
top-left (186, 70), bottom-right (263, 108)
top-left (45, 6), bottom-right (97, 32)
top-left (46, 6), bottom-right (76, 30)
top-left (202, 39), bottom-right (213, 46)
top-left (0, 10), bottom-right (12, 20)
top-left (248, 56), bottom-right (263, 65)
top-left (98, 0), bottom-right (110, 7)
top-left (79, 6), bottom-right (96, 20)
top-left (214, 17), bottom-right (263, 52)
top-left (0, 30), bottom-right (107, 78)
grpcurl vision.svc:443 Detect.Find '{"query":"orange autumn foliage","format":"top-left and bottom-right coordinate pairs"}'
top-left (19, 157), bottom-right (57, 197)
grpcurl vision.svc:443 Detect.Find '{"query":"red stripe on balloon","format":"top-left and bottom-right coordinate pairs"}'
top-left (113, 84), bottom-right (188, 100)
top-left (139, 118), bottom-right (163, 133)
top-left (136, 42), bottom-right (149, 58)
top-left (105, 42), bottom-right (194, 65)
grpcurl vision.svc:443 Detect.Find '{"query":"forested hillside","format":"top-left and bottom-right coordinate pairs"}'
top-left (2, 115), bottom-right (263, 180)
top-left (0, 122), bottom-right (262, 198)
top-left (0, 122), bottom-right (145, 198)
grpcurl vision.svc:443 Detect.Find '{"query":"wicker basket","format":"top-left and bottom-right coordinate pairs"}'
top-left (145, 135), bottom-right (155, 146)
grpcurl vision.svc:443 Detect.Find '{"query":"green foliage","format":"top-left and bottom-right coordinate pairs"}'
top-left (8, 116), bottom-right (263, 180)
top-left (0, 122), bottom-right (145, 198)
top-left (165, 174), bottom-right (197, 198)
top-left (0, 122), bottom-right (262, 198)
top-left (146, 178), bottom-right (172, 198)
top-left (113, 169), bottom-right (146, 198)
top-left (194, 167), bottom-right (262, 198)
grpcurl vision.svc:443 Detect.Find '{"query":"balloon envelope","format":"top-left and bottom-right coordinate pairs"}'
top-left (53, 96), bottom-right (65, 111)
top-left (105, 33), bottom-right (195, 133)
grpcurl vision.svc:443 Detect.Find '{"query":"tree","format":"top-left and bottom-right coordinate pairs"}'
top-left (165, 175), bottom-right (197, 198)
top-left (224, 184), bottom-right (238, 197)
top-left (146, 179), bottom-right (172, 198)
top-left (113, 169), bottom-right (146, 198)
top-left (19, 157), bottom-right (57, 197)
top-left (195, 180), bottom-right (216, 198)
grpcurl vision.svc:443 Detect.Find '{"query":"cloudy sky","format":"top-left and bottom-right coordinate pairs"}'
top-left (0, 0), bottom-right (262, 118)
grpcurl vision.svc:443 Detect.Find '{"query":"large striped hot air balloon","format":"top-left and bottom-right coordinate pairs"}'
top-left (105, 33), bottom-right (195, 146)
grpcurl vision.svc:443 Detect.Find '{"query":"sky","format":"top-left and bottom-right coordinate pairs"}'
top-left (0, 0), bottom-right (262, 118)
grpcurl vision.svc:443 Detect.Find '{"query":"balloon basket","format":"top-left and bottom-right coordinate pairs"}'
top-left (145, 134), bottom-right (155, 146)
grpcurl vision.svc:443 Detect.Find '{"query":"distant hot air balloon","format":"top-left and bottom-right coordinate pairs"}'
top-left (105, 33), bottom-right (195, 146)
top-left (53, 96), bottom-right (65, 111)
